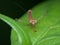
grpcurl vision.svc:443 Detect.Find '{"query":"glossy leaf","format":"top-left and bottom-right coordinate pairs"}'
top-left (0, 0), bottom-right (60, 45)
top-left (0, 14), bottom-right (31, 45)
top-left (11, 1), bottom-right (60, 45)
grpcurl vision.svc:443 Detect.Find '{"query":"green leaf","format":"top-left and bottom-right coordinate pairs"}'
top-left (0, 14), bottom-right (31, 45)
top-left (1, 0), bottom-right (60, 45)
top-left (11, 1), bottom-right (60, 45)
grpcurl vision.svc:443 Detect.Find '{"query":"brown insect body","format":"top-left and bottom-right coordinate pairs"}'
top-left (27, 10), bottom-right (37, 32)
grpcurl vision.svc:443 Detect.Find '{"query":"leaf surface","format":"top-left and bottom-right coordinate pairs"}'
top-left (12, 1), bottom-right (60, 45)
top-left (0, 14), bottom-right (31, 45)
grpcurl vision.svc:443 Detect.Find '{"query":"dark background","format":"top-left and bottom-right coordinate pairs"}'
top-left (0, 0), bottom-right (46, 45)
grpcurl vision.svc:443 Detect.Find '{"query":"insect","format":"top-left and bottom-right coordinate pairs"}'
top-left (14, 2), bottom-right (48, 32)
top-left (27, 9), bottom-right (47, 32)
top-left (27, 10), bottom-right (37, 32)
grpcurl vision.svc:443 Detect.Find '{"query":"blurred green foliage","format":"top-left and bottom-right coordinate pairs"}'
top-left (0, 0), bottom-right (60, 45)
top-left (11, 1), bottom-right (60, 45)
